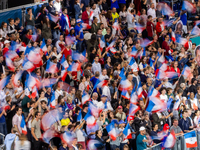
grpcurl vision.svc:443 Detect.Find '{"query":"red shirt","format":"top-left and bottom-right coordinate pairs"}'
top-left (162, 40), bottom-right (170, 56)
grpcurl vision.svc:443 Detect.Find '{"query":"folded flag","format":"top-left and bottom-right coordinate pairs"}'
top-left (184, 130), bottom-right (197, 148)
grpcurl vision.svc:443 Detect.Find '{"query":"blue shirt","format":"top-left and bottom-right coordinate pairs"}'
top-left (75, 24), bottom-right (84, 42)
top-left (111, 0), bottom-right (119, 9)
top-left (90, 77), bottom-right (99, 93)
top-left (136, 134), bottom-right (147, 150)
top-left (179, 117), bottom-right (191, 133)
top-left (0, 110), bottom-right (5, 123)
top-left (178, 11), bottom-right (187, 25)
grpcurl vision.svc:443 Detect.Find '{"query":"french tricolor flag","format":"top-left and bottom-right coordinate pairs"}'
top-left (93, 79), bottom-right (109, 90)
top-left (40, 39), bottom-right (47, 54)
top-left (177, 37), bottom-right (188, 46)
top-left (61, 68), bottom-right (68, 81)
top-left (5, 56), bottom-right (15, 72)
top-left (129, 46), bottom-right (137, 57)
top-left (22, 58), bottom-right (35, 72)
top-left (119, 79), bottom-right (132, 91)
top-left (190, 26), bottom-right (200, 36)
top-left (5, 51), bottom-right (19, 61)
top-left (46, 60), bottom-right (59, 73)
top-left (89, 11), bottom-right (94, 21)
top-left (20, 115), bottom-right (27, 135)
top-left (129, 103), bottom-right (139, 115)
top-left (87, 140), bottom-right (104, 150)
top-left (0, 75), bottom-right (11, 90)
top-left (182, 65), bottom-right (192, 78)
top-left (60, 131), bottom-right (75, 145)
top-left (42, 129), bottom-right (60, 144)
top-left (60, 55), bottom-right (69, 69)
top-left (184, 130), bottom-right (197, 148)
top-left (137, 82), bottom-right (143, 99)
top-left (134, 24), bottom-right (145, 33)
top-left (192, 96), bottom-right (198, 110)
top-left (106, 39), bottom-right (116, 52)
top-left (148, 87), bottom-right (160, 98)
top-left (162, 130), bottom-right (176, 149)
top-left (84, 112), bottom-right (96, 128)
top-left (129, 57), bottom-right (138, 71)
top-left (123, 123), bottom-right (132, 140)
top-left (99, 39), bottom-right (105, 51)
top-left (47, 13), bottom-right (60, 23)
top-left (112, 22), bottom-right (120, 31)
top-left (106, 122), bottom-right (118, 141)
top-left (88, 103), bottom-right (100, 118)
top-left (50, 92), bottom-right (56, 108)
top-left (110, 48), bottom-right (117, 54)
top-left (182, 0), bottom-right (196, 13)
top-left (82, 93), bottom-right (90, 104)
top-left (82, 23), bottom-right (91, 30)
top-left (140, 39), bottom-right (154, 48)
top-left (171, 31), bottom-right (176, 42)
top-left (25, 74), bottom-right (38, 89)
top-left (121, 90), bottom-right (130, 100)
top-left (146, 96), bottom-right (166, 113)
top-left (130, 90), bottom-right (138, 104)
top-left (27, 51), bottom-right (43, 67)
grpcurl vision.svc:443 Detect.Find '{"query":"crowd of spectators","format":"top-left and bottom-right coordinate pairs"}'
top-left (1, 0), bottom-right (200, 150)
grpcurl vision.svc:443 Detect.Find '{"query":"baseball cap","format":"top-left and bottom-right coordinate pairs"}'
top-left (119, 120), bottom-right (126, 124)
top-left (76, 19), bottom-right (82, 24)
top-left (101, 95), bottom-right (107, 98)
top-left (70, 27), bottom-right (74, 31)
top-left (118, 105), bottom-right (123, 109)
top-left (163, 123), bottom-right (170, 131)
top-left (4, 40), bottom-right (10, 44)
top-left (132, 68), bottom-right (138, 72)
top-left (127, 116), bottom-right (134, 121)
top-left (139, 126), bottom-right (146, 131)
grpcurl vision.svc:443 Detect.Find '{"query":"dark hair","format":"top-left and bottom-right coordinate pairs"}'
top-left (58, 95), bottom-right (64, 104)
top-left (75, 107), bottom-right (81, 113)
top-left (27, 8), bottom-right (32, 12)
top-left (95, 130), bottom-right (100, 136)
top-left (0, 22), bottom-right (6, 29)
top-left (35, 111), bottom-right (40, 117)
top-left (147, 15), bottom-right (152, 19)
top-left (16, 106), bottom-right (22, 112)
top-left (8, 18), bottom-right (14, 23)
top-left (62, 7), bottom-right (67, 12)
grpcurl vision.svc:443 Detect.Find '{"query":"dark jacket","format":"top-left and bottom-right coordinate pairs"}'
top-left (152, 113), bottom-right (166, 129)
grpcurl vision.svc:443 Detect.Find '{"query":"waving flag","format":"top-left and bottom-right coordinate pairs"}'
top-left (72, 51), bottom-right (87, 62)
top-left (82, 23), bottom-right (91, 30)
top-left (46, 59), bottom-right (59, 73)
top-left (184, 130), bottom-right (197, 148)
top-left (20, 115), bottom-right (27, 135)
top-left (113, 21), bottom-right (120, 31)
top-left (5, 57), bottom-right (15, 72)
top-left (119, 79), bottom-right (132, 91)
top-left (148, 87), bottom-right (160, 98)
top-left (99, 38), bottom-right (105, 51)
top-left (89, 102), bottom-right (100, 118)
top-left (123, 123), bottom-right (132, 140)
top-left (110, 48), bottom-right (117, 54)
top-left (158, 2), bottom-right (174, 16)
top-left (27, 50), bottom-right (42, 67)
top-left (181, 65), bottom-right (192, 78)
top-left (134, 24), bottom-right (145, 33)
top-left (190, 25), bottom-right (200, 36)
top-left (87, 140), bottom-right (104, 150)
top-left (67, 62), bottom-right (82, 72)
top-left (42, 129), bottom-right (60, 144)
top-left (84, 112), bottom-right (96, 128)
top-left (164, 19), bottom-right (176, 27)
top-left (158, 55), bottom-right (165, 63)
top-left (5, 51), bottom-right (19, 61)
top-left (50, 92), bottom-right (56, 108)
top-left (41, 109), bottom-right (62, 131)
top-left (60, 55), bottom-right (69, 69)
top-left (40, 39), bottom-right (47, 54)
top-left (0, 75), bottom-right (11, 90)
top-left (157, 71), bottom-right (179, 79)
top-left (171, 31), bottom-right (176, 42)
top-left (47, 13), bottom-right (60, 23)
top-left (130, 88), bottom-right (138, 104)
top-left (129, 57), bottom-right (138, 71)
top-left (82, 93), bottom-right (90, 104)
top-left (61, 68), bottom-right (68, 81)
top-left (182, 0), bottom-right (196, 13)
top-left (25, 74), bottom-right (39, 89)
top-left (140, 39), bottom-right (154, 47)
top-left (137, 82), bottom-right (143, 99)
top-left (129, 46), bottom-right (137, 57)
top-left (106, 39), bottom-right (116, 51)
top-left (22, 58), bottom-right (35, 72)
top-left (191, 97), bottom-right (198, 110)
top-left (176, 37), bottom-right (188, 46)
top-left (13, 71), bottom-right (23, 87)
top-left (162, 130), bottom-right (176, 148)
top-left (129, 103), bottom-right (139, 115)
top-left (60, 131), bottom-right (75, 145)
top-left (106, 122), bottom-right (118, 141)
top-left (121, 90), bottom-right (130, 100)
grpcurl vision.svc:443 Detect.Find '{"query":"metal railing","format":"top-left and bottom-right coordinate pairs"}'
top-left (145, 130), bottom-right (200, 150)
top-left (0, 133), bottom-right (5, 150)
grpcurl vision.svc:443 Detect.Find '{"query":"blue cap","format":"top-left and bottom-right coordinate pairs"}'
top-left (101, 95), bottom-right (107, 98)
top-left (76, 19), bottom-right (82, 24)
top-left (111, 119), bottom-right (119, 124)
top-left (119, 120), bottom-right (126, 124)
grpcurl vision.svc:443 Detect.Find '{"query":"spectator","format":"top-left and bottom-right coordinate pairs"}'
top-left (170, 119), bottom-right (183, 136)
top-left (136, 126), bottom-right (148, 150)
top-left (12, 107), bottom-right (22, 136)
top-left (25, 8), bottom-right (35, 32)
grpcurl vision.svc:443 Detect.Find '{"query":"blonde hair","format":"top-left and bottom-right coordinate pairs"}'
top-left (19, 134), bottom-right (27, 146)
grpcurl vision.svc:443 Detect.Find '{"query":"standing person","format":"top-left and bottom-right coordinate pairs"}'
top-left (25, 8), bottom-right (35, 32)
top-left (31, 111), bottom-right (42, 150)
top-left (74, 0), bottom-right (84, 20)
top-left (53, 0), bottom-right (61, 13)
top-left (136, 126), bottom-right (148, 150)
top-left (60, 8), bottom-right (71, 35)
top-left (82, 5), bottom-right (90, 24)
top-left (21, 95), bottom-right (31, 119)
top-left (12, 107), bottom-right (22, 136)
top-left (92, 56), bottom-right (102, 75)
top-left (75, 19), bottom-right (84, 52)
top-left (47, 0), bottom-right (56, 15)
top-left (146, 15), bottom-right (155, 40)
top-left (178, 110), bottom-right (192, 133)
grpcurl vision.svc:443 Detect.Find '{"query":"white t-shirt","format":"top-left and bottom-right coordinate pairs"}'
top-left (76, 129), bottom-right (85, 142)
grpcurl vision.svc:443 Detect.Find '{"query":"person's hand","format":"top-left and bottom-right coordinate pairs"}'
top-left (14, 90), bottom-right (18, 94)
top-left (81, 3), bottom-right (84, 8)
top-left (170, 112), bottom-right (173, 116)
top-left (11, 105), bottom-right (16, 110)
top-left (106, 139), bottom-right (110, 142)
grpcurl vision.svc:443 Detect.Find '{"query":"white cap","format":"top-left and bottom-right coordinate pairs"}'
top-left (132, 68), bottom-right (138, 72)
top-left (139, 126), bottom-right (145, 131)
top-left (4, 40), bottom-right (10, 44)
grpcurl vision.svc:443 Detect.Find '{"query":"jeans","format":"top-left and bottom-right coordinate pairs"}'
top-left (76, 41), bottom-right (83, 53)
top-left (110, 144), bottom-right (120, 150)
top-left (52, 30), bottom-right (60, 41)
top-left (26, 25), bottom-right (35, 33)
top-left (0, 122), bottom-right (7, 144)
top-left (120, 143), bottom-right (127, 150)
